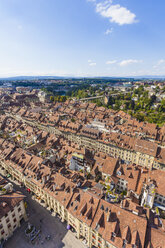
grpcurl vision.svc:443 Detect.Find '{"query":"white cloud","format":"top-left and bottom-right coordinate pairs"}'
top-left (153, 59), bottom-right (165, 69)
top-left (158, 59), bottom-right (165, 65)
top-left (105, 27), bottom-right (113, 35)
top-left (89, 62), bottom-right (96, 66)
top-left (119, 59), bottom-right (142, 66)
top-left (88, 59), bottom-right (96, 66)
top-left (96, 1), bottom-right (137, 25)
top-left (106, 60), bottom-right (117, 64)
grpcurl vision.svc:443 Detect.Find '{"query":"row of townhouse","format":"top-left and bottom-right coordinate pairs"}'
top-left (65, 133), bottom-right (161, 170)
top-left (0, 153), bottom-right (148, 248)
top-left (7, 113), bottom-right (165, 171)
top-left (19, 115), bottom-right (165, 170)
top-left (1, 141), bottom-right (163, 211)
top-left (8, 100), bottom-right (161, 142)
top-left (1, 116), bottom-right (165, 211)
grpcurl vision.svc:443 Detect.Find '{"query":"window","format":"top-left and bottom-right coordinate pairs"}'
top-left (6, 218), bottom-right (10, 223)
top-left (1, 230), bottom-right (4, 235)
top-left (13, 218), bottom-right (17, 223)
top-left (12, 213), bottom-right (15, 218)
top-left (18, 207), bottom-right (21, 212)
top-left (8, 224), bottom-right (11, 229)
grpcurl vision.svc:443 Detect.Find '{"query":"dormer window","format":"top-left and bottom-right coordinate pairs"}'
top-left (117, 171), bottom-right (122, 176)
top-left (122, 240), bottom-right (127, 248)
top-left (95, 223), bottom-right (100, 231)
top-left (100, 205), bottom-right (104, 210)
top-left (74, 206), bottom-right (78, 211)
top-left (111, 232), bottom-right (116, 242)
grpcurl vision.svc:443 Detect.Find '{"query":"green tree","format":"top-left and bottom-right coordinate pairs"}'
top-left (50, 96), bottom-right (54, 102)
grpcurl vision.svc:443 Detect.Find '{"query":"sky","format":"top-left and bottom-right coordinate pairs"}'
top-left (0, 0), bottom-right (165, 77)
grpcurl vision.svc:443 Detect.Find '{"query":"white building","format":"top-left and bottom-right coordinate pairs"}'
top-left (0, 179), bottom-right (27, 243)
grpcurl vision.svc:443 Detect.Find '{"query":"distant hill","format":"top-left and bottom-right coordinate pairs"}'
top-left (0, 75), bottom-right (164, 81)
top-left (0, 76), bottom-right (68, 81)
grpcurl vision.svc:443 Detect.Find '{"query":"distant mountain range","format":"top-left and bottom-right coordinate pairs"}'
top-left (0, 75), bottom-right (165, 81)
top-left (0, 76), bottom-right (67, 81)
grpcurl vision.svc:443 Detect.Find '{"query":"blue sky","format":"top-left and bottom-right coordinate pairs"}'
top-left (0, 0), bottom-right (165, 77)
